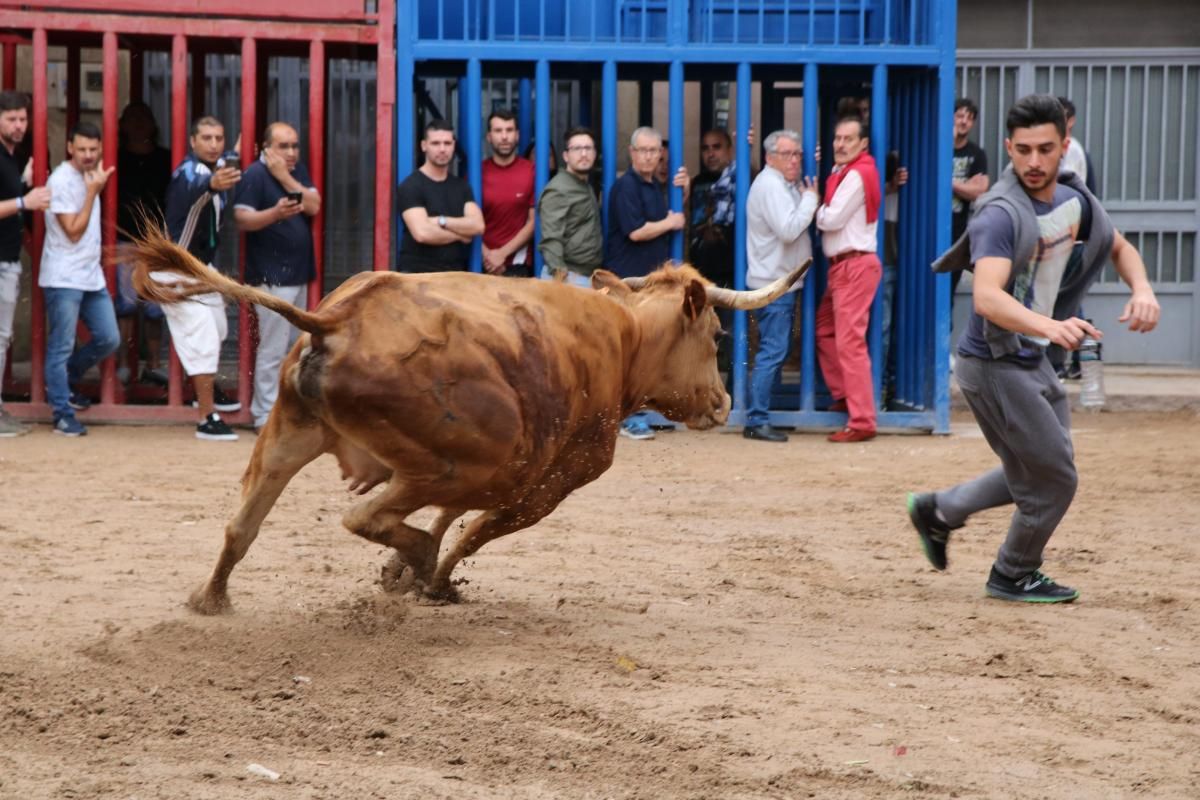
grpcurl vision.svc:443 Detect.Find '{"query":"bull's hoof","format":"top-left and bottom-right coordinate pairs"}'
top-left (421, 581), bottom-right (461, 604)
top-left (381, 552), bottom-right (436, 595)
top-left (187, 584), bottom-right (233, 615)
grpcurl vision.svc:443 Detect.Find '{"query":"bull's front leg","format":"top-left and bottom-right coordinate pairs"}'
top-left (379, 506), bottom-right (465, 593)
top-left (428, 437), bottom-right (612, 599)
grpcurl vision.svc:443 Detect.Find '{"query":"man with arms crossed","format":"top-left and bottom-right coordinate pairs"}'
top-left (911, 94), bottom-right (1160, 603)
top-left (397, 120), bottom-right (484, 272)
top-left (233, 121), bottom-right (319, 431)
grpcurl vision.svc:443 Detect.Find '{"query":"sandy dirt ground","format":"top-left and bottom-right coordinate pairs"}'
top-left (2, 408), bottom-right (1198, 799)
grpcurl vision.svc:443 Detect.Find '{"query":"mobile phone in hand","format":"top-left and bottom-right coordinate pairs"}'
top-left (286, 191), bottom-right (303, 204)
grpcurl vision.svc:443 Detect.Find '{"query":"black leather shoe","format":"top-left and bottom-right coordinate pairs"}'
top-left (743, 424), bottom-right (788, 443)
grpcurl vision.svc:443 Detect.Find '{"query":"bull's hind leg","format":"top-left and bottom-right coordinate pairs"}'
top-left (188, 419), bottom-right (329, 615)
top-left (380, 506), bottom-right (466, 593)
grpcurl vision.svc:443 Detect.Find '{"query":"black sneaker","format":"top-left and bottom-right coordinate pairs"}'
top-left (68, 391), bottom-right (93, 411)
top-left (906, 492), bottom-right (960, 571)
top-left (196, 412), bottom-right (239, 441)
top-left (191, 385), bottom-right (241, 413)
top-left (985, 566), bottom-right (1079, 604)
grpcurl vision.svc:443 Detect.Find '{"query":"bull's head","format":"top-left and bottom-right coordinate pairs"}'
top-left (591, 260), bottom-right (810, 430)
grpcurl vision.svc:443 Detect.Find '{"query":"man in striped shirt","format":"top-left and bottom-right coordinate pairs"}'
top-left (160, 116), bottom-right (242, 441)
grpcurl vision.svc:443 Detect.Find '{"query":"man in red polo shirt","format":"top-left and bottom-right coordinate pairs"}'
top-left (481, 110), bottom-right (536, 278)
top-left (816, 114), bottom-right (882, 443)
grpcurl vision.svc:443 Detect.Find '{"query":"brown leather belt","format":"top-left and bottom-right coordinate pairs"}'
top-left (828, 249), bottom-right (870, 266)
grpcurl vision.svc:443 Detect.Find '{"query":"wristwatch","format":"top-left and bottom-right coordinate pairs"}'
top-left (437, 215), bottom-right (447, 228)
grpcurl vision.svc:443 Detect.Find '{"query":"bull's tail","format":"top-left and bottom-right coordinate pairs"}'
top-left (125, 226), bottom-right (336, 337)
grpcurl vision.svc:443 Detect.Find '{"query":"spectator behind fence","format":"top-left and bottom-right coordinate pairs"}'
top-left (689, 127), bottom-right (753, 379)
top-left (398, 120), bottom-right (484, 272)
top-left (481, 110), bottom-right (535, 278)
top-left (815, 114), bottom-right (882, 443)
top-left (233, 121), bottom-right (319, 432)
top-left (0, 90), bottom-right (52, 437)
top-left (1057, 96), bottom-right (1096, 195)
top-left (606, 125), bottom-right (690, 441)
top-left (951, 98), bottom-right (990, 308)
top-left (537, 126), bottom-right (603, 288)
top-left (114, 101), bottom-right (171, 388)
top-left (742, 129), bottom-right (818, 444)
top-left (161, 114), bottom-right (243, 441)
top-left (41, 121), bottom-right (120, 437)
top-left (914, 93), bottom-right (1160, 604)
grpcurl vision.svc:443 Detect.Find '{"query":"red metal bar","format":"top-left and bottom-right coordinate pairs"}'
top-left (30, 29), bottom-right (48, 405)
top-left (374, 0), bottom-right (395, 271)
top-left (2, 42), bottom-right (16, 90)
top-left (237, 36), bottom-right (256, 415)
top-left (66, 45), bottom-right (80, 136)
top-left (167, 33), bottom-right (187, 407)
top-left (100, 30), bottom-right (119, 405)
top-left (0, 0), bottom-right (379, 23)
top-left (307, 38), bottom-right (325, 308)
top-left (0, 11), bottom-right (380, 45)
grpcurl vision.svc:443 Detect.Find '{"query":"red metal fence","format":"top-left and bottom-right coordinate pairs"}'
top-left (0, 0), bottom-right (394, 423)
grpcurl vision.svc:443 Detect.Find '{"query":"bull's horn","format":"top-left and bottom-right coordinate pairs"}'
top-left (705, 259), bottom-right (812, 310)
top-left (621, 275), bottom-right (650, 290)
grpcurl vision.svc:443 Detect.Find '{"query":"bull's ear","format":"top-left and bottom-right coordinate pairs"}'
top-left (682, 279), bottom-right (707, 321)
top-left (591, 269), bottom-right (632, 298)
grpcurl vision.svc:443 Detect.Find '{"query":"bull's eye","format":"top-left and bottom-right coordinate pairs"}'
top-left (714, 327), bottom-right (727, 342)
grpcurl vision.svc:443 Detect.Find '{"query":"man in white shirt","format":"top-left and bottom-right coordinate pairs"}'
top-left (815, 115), bottom-right (882, 442)
top-left (742, 129), bottom-right (818, 443)
top-left (41, 121), bottom-right (119, 436)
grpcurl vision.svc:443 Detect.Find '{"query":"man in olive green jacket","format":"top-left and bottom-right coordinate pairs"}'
top-left (537, 126), bottom-right (603, 287)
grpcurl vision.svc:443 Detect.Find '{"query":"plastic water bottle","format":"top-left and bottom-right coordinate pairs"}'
top-left (1078, 331), bottom-right (1105, 410)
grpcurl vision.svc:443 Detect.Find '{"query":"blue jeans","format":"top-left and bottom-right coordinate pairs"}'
top-left (747, 292), bottom-right (795, 427)
top-left (43, 287), bottom-right (120, 417)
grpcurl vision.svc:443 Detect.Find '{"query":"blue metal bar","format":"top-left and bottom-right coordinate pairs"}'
top-left (518, 78), bottom-right (532, 145)
top-left (487, 0), bottom-right (494, 40)
top-left (933, 0), bottom-right (957, 432)
top-left (465, 58), bottom-right (483, 273)
top-left (602, 59), bottom-right (618, 238)
top-left (732, 61), bottom-right (752, 418)
top-left (858, 0), bottom-right (866, 45)
top-left (869, 63), bottom-right (887, 402)
top-left (909, 0), bottom-right (917, 46)
top-left (539, 0), bottom-right (546, 40)
top-left (915, 74), bottom-right (931, 410)
top-left (807, 0), bottom-right (815, 45)
top-left (461, 0), bottom-right (468, 40)
top-left (535, 58), bottom-right (551, 201)
top-left (783, 0), bottom-right (791, 46)
top-left (884, 0), bottom-right (892, 44)
top-left (669, 59), bottom-right (684, 262)
top-left (833, 0), bottom-right (841, 45)
top-left (801, 60), bottom-right (819, 411)
top-left (411, 41), bottom-right (946, 65)
top-left (514, 0), bottom-right (521, 41)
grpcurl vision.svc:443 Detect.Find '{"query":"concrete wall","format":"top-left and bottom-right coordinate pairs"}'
top-left (959, 0), bottom-right (1200, 50)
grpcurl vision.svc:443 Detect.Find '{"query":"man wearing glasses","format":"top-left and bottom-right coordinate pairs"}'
top-left (537, 126), bottom-right (603, 288)
top-left (742, 129), bottom-right (819, 443)
top-left (606, 126), bottom-right (690, 440)
top-left (233, 121), bottom-right (320, 432)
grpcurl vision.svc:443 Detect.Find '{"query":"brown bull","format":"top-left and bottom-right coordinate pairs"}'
top-left (127, 229), bottom-right (808, 613)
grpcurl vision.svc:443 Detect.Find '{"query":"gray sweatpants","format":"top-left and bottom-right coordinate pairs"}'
top-left (0, 260), bottom-right (21, 407)
top-left (251, 284), bottom-right (306, 429)
top-left (935, 354), bottom-right (1078, 579)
